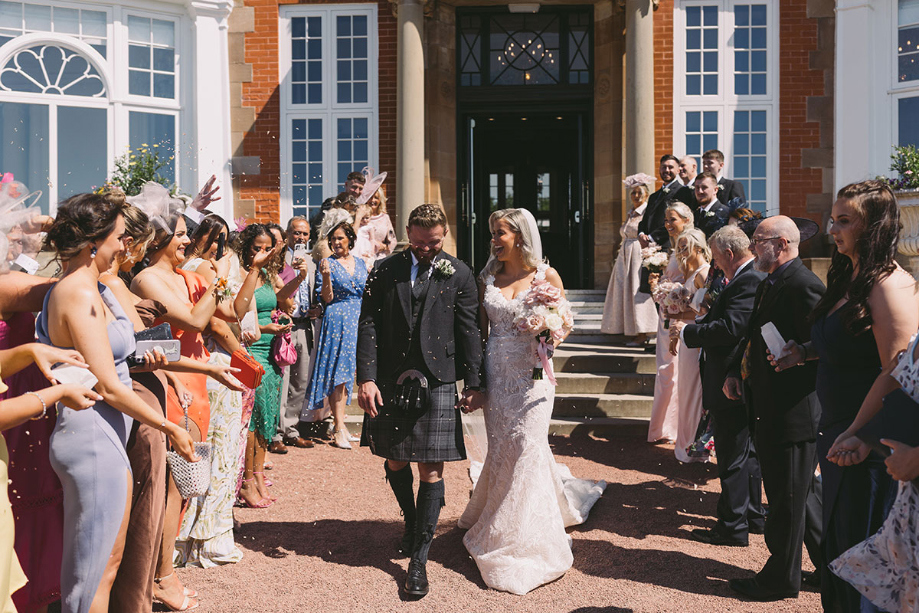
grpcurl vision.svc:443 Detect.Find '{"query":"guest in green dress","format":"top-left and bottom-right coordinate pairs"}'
top-left (232, 224), bottom-right (309, 507)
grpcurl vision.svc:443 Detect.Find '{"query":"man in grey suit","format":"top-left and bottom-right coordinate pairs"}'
top-left (271, 216), bottom-right (321, 451)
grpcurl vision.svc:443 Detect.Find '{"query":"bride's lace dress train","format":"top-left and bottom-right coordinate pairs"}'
top-left (458, 264), bottom-right (606, 595)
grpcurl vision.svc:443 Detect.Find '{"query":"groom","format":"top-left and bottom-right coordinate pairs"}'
top-left (357, 204), bottom-right (485, 597)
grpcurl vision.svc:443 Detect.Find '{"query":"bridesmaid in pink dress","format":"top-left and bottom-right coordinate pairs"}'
top-left (646, 204), bottom-right (695, 443)
top-left (0, 271), bottom-right (63, 613)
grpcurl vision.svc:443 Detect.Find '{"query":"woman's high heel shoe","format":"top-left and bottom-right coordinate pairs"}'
top-left (236, 478), bottom-right (272, 508)
top-left (332, 428), bottom-right (352, 449)
top-left (154, 572), bottom-right (200, 611)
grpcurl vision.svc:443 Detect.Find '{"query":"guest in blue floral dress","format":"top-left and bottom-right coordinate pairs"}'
top-left (304, 221), bottom-right (368, 449)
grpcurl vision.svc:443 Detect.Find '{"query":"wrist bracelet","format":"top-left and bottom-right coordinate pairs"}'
top-left (27, 391), bottom-right (47, 420)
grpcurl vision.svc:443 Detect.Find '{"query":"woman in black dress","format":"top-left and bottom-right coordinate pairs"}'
top-left (773, 180), bottom-right (919, 611)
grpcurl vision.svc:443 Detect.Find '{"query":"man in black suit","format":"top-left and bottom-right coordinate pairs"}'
top-left (357, 204), bottom-right (485, 597)
top-left (638, 154), bottom-right (683, 250)
top-left (703, 149), bottom-right (746, 204)
top-left (723, 216), bottom-right (825, 601)
top-left (674, 226), bottom-right (766, 547)
top-left (692, 172), bottom-right (730, 238)
top-left (673, 155), bottom-right (699, 209)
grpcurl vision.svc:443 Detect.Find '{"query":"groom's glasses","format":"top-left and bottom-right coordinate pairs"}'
top-left (410, 238), bottom-right (445, 251)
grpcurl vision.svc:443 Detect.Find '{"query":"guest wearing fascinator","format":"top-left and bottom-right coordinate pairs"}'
top-left (355, 167), bottom-right (396, 262)
top-left (39, 193), bottom-right (200, 612)
top-left (94, 194), bottom-right (246, 607)
top-left (129, 182), bottom-right (263, 608)
top-left (769, 181), bottom-right (919, 611)
top-left (0, 175), bottom-right (71, 613)
top-left (600, 173), bottom-right (657, 346)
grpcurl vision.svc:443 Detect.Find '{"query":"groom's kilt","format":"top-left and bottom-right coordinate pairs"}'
top-left (360, 379), bottom-right (466, 463)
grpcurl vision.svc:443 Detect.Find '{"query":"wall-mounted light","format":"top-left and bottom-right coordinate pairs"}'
top-left (508, 3), bottom-right (540, 13)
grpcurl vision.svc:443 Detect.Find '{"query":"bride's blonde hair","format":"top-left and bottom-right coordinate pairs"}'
top-left (480, 208), bottom-right (543, 280)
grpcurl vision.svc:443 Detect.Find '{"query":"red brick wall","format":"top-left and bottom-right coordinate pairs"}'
top-left (240, 0), bottom-right (397, 224)
top-left (778, 0), bottom-right (824, 224)
top-left (654, 0), bottom-right (675, 180)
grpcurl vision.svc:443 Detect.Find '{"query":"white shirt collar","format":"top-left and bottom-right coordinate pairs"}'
top-left (727, 257), bottom-right (754, 284)
top-left (701, 199), bottom-right (717, 213)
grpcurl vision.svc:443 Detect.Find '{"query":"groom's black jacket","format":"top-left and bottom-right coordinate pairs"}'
top-left (357, 249), bottom-right (484, 388)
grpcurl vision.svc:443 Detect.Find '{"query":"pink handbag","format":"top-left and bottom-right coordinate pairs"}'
top-left (271, 311), bottom-right (298, 367)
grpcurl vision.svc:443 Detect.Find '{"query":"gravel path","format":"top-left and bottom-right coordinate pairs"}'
top-left (174, 432), bottom-right (820, 613)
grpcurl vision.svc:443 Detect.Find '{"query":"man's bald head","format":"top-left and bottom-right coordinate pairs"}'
top-left (760, 215), bottom-right (800, 245)
top-left (752, 215), bottom-right (800, 273)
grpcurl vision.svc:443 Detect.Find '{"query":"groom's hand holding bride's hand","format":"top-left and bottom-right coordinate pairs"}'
top-left (358, 380), bottom-right (383, 418)
top-left (458, 389), bottom-right (485, 414)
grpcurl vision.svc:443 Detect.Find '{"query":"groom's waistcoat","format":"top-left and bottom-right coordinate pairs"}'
top-left (356, 249), bottom-right (485, 388)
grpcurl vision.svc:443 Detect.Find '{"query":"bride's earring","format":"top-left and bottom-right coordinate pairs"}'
top-left (90, 245), bottom-right (97, 258)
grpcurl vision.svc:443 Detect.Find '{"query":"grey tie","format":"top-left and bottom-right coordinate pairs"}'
top-left (413, 262), bottom-right (431, 299)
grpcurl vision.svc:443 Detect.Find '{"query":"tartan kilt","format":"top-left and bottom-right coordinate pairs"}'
top-left (361, 379), bottom-right (466, 463)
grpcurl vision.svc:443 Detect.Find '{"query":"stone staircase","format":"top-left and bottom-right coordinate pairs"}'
top-left (549, 289), bottom-right (654, 435)
top-left (345, 288), bottom-right (656, 437)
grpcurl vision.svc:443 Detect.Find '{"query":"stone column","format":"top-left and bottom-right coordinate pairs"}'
top-left (395, 0), bottom-right (426, 237)
top-left (188, 0), bottom-right (235, 221)
top-left (624, 0), bottom-right (655, 177)
top-left (835, 0), bottom-right (875, 193)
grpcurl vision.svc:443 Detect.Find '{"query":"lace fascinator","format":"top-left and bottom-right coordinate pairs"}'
top-left (623, 173), bottom-right (656, 189)
top-left (126, 181), bottom-right (186, 234)
top-left (355, 166), bottom-right (387, 206)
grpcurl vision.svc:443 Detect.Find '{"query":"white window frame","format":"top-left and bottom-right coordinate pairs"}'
top-left (278, 3), bottom-right (379, 223)
top-left (891, 2), bottom-right (919, 159)
top-left (673, 0), bottom-right (779, 215)
top-left (0, 0), bottom-right (188, 213)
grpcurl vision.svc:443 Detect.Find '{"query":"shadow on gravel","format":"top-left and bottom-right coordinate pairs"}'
top-left (571, 480), bottom-right (718, 540)
top-left (550, 434), bottom-right (719, 486)
top-left (235, 518), bottom-right (489, 599)
top-left (570, 608), bottom-right (634, 613)
top-left (573, 539), bottom-right (741, 596)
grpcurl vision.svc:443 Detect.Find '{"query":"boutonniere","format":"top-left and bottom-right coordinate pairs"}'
top-left (704, 210), bottom-right (716, 218)
top-left (716, 184), bottom-right (724, 192)
top-left (662, 187), bottom-right (671, 195)
top-left (433, 259), bottom-right (455, 280)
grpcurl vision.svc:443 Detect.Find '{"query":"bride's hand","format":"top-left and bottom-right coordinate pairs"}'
top-left (458, 389), bottom-right (485, 413)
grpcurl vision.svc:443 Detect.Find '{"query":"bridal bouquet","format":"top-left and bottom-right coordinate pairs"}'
top-left (513, 279), bottom-right (574, 385)
top-left (652, 281), bottom-right (693, 328)
top-left (641, 245), bottom-right (669, 274)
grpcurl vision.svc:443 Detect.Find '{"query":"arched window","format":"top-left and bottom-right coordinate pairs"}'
top-left (0, 3), bottom-right (182, 215)
top-left (0, 35), bottom-right (109, 213)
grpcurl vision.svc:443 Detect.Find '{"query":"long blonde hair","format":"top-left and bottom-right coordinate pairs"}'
top-left (676, 228), bottom-right (711, 277)
top-left (480, 208), bottom-right (543, 280)
top-left (372, 184), bottom-right (387, 215)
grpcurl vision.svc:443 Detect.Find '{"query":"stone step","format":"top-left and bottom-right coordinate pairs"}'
top-left (570, 305), bottom-right (604, 314)
top-left (553, 346), bottom-right (657, 374)
top-left (555, 372), bottom-right (655, 395)
top-left (342, 414), bottom-right (650, 437)
top-left (552, 393), bottom-right (652, 418)
top-left (343, 390), bottom-right (653, 419)
top-left (574, 313), bottom-right (604, 321)
top-left (566, 289), bottom-right (607, 298)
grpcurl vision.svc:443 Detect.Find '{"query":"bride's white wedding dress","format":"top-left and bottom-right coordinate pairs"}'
top-left (458, 263), bottom-right (607, 595)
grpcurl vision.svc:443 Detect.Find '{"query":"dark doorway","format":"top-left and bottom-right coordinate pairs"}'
top-left (455, 6), bottom-right (594, 288)
top-left (459, 113), bottom-right (591, 287)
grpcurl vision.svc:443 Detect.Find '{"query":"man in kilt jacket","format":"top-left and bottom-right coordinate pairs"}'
top-left (357, 204), bottom-right (485, 598)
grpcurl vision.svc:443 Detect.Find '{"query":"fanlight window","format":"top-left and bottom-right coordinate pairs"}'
top-left (0, 43), bottom-right (105, 96)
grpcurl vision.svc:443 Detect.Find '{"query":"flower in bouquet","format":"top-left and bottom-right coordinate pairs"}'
top-left (641, 245), bottom-right (669, 274)
top-left (661, 284), bottom-right (692, 316)
top-left (512, 279), bottom-right (574, 383)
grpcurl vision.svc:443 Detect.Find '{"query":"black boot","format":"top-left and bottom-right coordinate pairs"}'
top-left (384, 462), bottom-right (416, 557)
top-left (404, 479), bottom-right (445, 597)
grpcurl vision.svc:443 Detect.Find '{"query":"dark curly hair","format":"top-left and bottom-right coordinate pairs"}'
top-left (45, 193), bottom-right (126, 261)
top-left (233, 223), bottom-right (279, 278)
top-left (810, 180), bottom-right (902, 335)
top-left (326, 220), bottom-right (356, 250)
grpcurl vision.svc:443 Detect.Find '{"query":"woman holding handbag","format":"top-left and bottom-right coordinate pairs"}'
top-left (232, 224), bottom-right (309, 507)
top-left (39, 193), bottom-right (199, 613)
top-left (129, 183), bottom-right (261, 610)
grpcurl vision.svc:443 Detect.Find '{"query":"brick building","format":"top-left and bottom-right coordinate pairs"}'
top-left (1, 1), bottom-right (907, 288)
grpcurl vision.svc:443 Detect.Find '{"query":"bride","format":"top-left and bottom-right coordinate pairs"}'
top-left (458, 208), bottom-right (606, 595)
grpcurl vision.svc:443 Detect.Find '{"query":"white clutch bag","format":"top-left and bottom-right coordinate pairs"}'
top-left (165, 404), bottom-right (212, 499)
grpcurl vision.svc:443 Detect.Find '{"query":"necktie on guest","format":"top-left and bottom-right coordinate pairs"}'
top-left (296, 275), bottom-right (310, 317)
